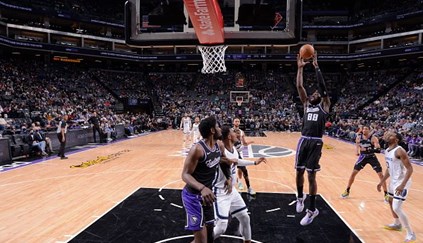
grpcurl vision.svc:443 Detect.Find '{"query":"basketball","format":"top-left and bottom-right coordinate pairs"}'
top-left (299, 44), bottom-right (315, 59)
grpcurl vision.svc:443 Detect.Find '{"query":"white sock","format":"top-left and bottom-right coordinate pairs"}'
top-left (394, 218), bottom-right (400, 225)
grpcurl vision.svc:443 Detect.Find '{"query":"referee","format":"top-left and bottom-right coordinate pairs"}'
top-left (57, 114), bottom-right (68, 159)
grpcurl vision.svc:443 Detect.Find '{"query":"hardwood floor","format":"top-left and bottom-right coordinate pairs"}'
top-left (0, 130), bottom-right (421, 242)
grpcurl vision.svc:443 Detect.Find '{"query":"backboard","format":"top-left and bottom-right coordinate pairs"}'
top-left (125, 0), bottom-right (302, 46)
top-left (230, 90), bottom-right (250, 104)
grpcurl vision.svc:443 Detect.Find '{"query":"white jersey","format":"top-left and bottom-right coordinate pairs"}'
top-left (214, 147), bottom-right (240, 190)
top-left (191, 123), bottom-right (200, 143)
top-left (385, 146), bottom-right (412, 189)
top-left (181, 117), bottom-right (192, 134)
top-left (213, 146), bottom-right (248, 219)
top-left (214, 146), bottom-right (255, 190)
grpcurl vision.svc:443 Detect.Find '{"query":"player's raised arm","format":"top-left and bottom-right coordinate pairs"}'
top-left (296, 54), bottom-right (308, 105)
top-left (355, 135), bottom-right (361, 156)
top-left (312, 52), bottom-right (331, 112)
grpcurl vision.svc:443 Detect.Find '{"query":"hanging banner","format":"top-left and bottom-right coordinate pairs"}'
top-left (184, 0), bottom-right (224, 44)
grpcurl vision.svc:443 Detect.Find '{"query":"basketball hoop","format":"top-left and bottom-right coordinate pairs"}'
top-left (198, 45), bottom-right (228, 74)
top-left (236, 100), bottom-right (243, 107)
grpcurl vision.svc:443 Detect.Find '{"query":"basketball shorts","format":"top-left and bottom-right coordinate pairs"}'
top-left (181, 187), bottom-right (214, 231)
top-left (388, 181), bottom-right (412, 201)
top-left (354, 154), bottom-right (382, 173)
top-left (192, 132), bottom-right (200, 143)
top-left (183, 128), bottom-right (191, 134)
top-left (213, 186), bottom-right (247, 220)
top-left (295, 137), bottom-right (323, 172)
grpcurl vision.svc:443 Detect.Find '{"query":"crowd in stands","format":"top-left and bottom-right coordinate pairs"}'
top-left (2, 0), bottom-right (422, 43)
top-left (334, 67), bottom-right (411, 118)
top-left (0, 58), bottom-right (161, 158)
top-left (91, 70), bottom-right (150, 99)
top-left (3, 0), bottom-right (126, 23)
top-left (303, 0), bottom-right (423, 26)
top-left (1, 57), bottom-right (422, 161)
top-left (329, 67), bottom-right (423, 159)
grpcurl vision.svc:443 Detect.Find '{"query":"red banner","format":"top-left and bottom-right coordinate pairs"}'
top-left (184, 0), bottom-right (224, 44)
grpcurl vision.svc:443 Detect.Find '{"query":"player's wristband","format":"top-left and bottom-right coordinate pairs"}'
top-left (199, 185), bottom-right (206, 192)
top-left (371, 148), bottom-right (381, 153)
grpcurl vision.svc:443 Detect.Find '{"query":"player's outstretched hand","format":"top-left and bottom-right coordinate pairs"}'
top-left (255, 157), bottom-right (267, 165)
top-left (297, 54), bottom-right (307, 68)
top-left (201, 187), bottom-right (215, 206)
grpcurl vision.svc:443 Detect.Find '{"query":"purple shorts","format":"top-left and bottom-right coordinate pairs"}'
top-left (181, 187), bottom-right (214, 231)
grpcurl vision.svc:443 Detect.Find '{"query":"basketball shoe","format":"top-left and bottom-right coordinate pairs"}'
top-left (247, 187), bottom-right (256, 195)
top-left (341, 190), bottom-right (349, 198)
top-left (238, 182), bottom-right (244, 190)
top-left (300, 208), bottom-right (319, 226)
top-left (404, 232), bottom-right (416, 243)
top-left (384, 223), bottom-right (402, 231)
top-left (296, 194), bottom-right (307, 213)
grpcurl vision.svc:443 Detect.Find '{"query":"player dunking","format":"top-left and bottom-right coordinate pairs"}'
top-left (233, 118), bottom-right (255, 195)
top-left (377, 131), bottom-right (416, 243)
top-left (295, 52), bottom-right (330, 226)
top-left (181, 116), bottom-right (232, 243)
top-left (180, 113), bottom-right (192, 149)
top-left (341, 124), bottom-right (388, 201)
top-left (213, 126), bottom-right (266, 242)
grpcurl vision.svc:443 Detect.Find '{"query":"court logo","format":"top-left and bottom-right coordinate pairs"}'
top-left (240, 144), bottom-right (295, 158)
top-left (172, 144), bottom-right (294, 158)
top-left (70, 149), bottom-right (131, 168)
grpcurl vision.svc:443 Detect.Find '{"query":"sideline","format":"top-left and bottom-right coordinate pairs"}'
top-left (0, 131), bottom-right (155, 173)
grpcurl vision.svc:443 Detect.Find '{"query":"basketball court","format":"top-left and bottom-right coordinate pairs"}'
top-left (1, 1), bottom-right (422, 242)
top-left (0, 130), bottom-right (422, 242)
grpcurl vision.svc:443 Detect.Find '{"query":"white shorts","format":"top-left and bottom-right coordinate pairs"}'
top-left (192, 132), bottom-right (200, 143)
top-left (213, 186), bottom-right (247, 220)
top-left (388, 181), bottom-right (411, 201)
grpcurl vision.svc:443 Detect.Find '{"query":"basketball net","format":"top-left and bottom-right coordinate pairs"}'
top-left (198, 45), bottom-right (228, 74)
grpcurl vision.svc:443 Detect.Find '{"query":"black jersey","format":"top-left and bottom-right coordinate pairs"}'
top-left (234, 140), bottom-right (242, 152)
top-left (186, 139), bottom-right (221, 193)
top-left (234, 140), bottom-right (243, 159)
top-left (359, 134), bottom-right (375, 155)
top-left (301, 103), bottom-right (328, 138)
